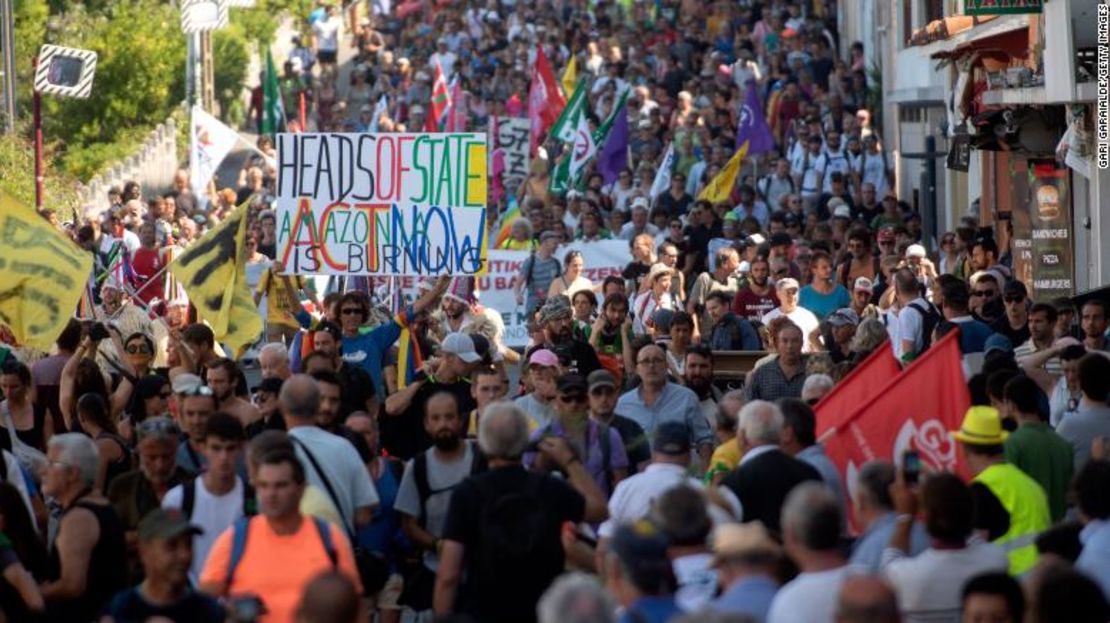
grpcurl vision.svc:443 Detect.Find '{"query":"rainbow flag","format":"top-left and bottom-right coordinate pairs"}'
top-left (493, 197), bottom-right (521, 249)
top-left (396, 312), bottom-right (424, 390)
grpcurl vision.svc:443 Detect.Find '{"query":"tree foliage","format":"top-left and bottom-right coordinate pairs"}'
top-left (0, 133), bottom-right (82, 217)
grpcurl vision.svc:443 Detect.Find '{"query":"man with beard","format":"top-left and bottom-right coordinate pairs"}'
top-left (384, 333), bottom-right (480, 459)
top-left (526, 374), bottom-right (629, 497)
top-left (283, 375), bottom-right (378, 535)
top-left (705, 292), bottom-right (762, 351)
top-left (732, 257), bottom-right (779, 323)
top-left (204, 358), bottom-right (260, 428)
top-left (687, 247), bottom-right (743, 334)
top-left (587, 370), bottom-right (650, 474)
top-left (310, 370), bottom-right (372, 461)
top-left (245, 377), bottom-right (285, 437)
top-left (527, 296), bottom-right (602, 377)
top-left (310, 321), bottom-right (376, 418)
top-left (394, 392), bottom-right (483, 615)
top-left (684, 346), bottom-right (723, 432)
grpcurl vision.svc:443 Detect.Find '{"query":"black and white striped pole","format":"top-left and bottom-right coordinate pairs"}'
top-left (32, 44), bottom-right (97, 209)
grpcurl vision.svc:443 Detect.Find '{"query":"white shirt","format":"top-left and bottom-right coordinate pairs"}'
top-left (674, 552), bottom-right (718, 612)
top-left (852, 150), bottom-right (889, 195)
top-left (312, 17), bottom-right (340, 53)
top-left (600, 463), bottom-right (712, 538)
top-left (289, 426), bottom-right (379, 531)
top-left (430, 51), bottom-right (458, 78)
top-left (761, 306), bottom-right (820, 352)
top-left (791, 149), bottom-right (822, 198)
top-left (894, 298), bottom-right (930, 360)
top-left (820, 147), bottom-right (851, 193)
top-left (632, 291), bottom-right (676, 336)
top-left (98, 230), bottom-right (141, 257)
top-left (767, 565), bottom-right (853, 623)
top-left (163, 477), bottom-right (245, 584)
top-left (881, 543), bottom-right (1009, 623)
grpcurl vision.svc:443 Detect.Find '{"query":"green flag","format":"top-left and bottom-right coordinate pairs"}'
top-left (549, 89), bottom-right (629, 195)
top-left (549, 79), bottom-right (589, 144)
top-left (262, 50), bottom-right (285, 135)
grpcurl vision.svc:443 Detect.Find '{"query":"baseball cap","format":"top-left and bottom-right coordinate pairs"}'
top-left (1003, 280), bottom-right (1028, 299)
top-left (631, 196), bottom-right (649, 210)
top-left (984, 333), bottom-right (1013, 356)
top-left (832, 203), bottom-right (851, 220)
top-left (827, 308), bottom-right (860, 327)
top-left (252, 377), bottom-right (285, 395)
top-left (776, 277), bottom-right (800, 291)
top-left (653, 421), bottom-right (691, 456)
top-left (587, 369), bottom-right (617, 391)
top-left (528, 348), bottom-right (560, 368)
top-left (556, 373), bottom-right (588, 395)
top-left (609, 520), bottom-right (672, 577)
top-left (441, 333), bottom-right (481, 363)
top-left (746, 233), bottom-right (766, 246)
top-left (468, 333), bottom-right (491, 361)
top-left (905, 244), bottom-right (927, 259)
top-left (138, 508), bottom-right (203, 541)
top-left (711, 522), bottom-right (781, 565)
top-left (853, 276), bottom-right (874, 293)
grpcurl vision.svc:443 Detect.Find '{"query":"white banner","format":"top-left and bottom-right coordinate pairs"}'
top-left (366, 240), bottom-right (629, 347)
top-left (493, 117), bottom-right (531, 196)
top-left (190, 106), bottom-right (239, 210)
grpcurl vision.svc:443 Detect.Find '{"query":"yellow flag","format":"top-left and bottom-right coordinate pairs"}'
top-left (561, 55), bottom-right (578, 99)
top-left (0, 191), bottom-right (93, 349)
top-left (169, 204), bottom-right (261, 356)
top-left (698, 141), bottom-right (749, 204)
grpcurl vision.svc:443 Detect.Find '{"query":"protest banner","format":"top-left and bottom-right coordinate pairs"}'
top-left (275, 132), bottom-right (489, 276)
top-left (493, 117), bottom-right (531, 198)
top-left (0, 191), bottom-right (93, 350)
top-left (365, 240), bottom-right (628, 347)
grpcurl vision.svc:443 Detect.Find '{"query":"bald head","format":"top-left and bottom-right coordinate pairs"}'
top-left (280, 374), bottom-right (320, 424)
top-left (835, 575), bottom-right (901, 623)
top-left (295, 572), bottom-right (362, 623)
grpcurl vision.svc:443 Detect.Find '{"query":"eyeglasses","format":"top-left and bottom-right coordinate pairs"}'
top-left (972, 290), bottom-right (995, 298)
top-left (637, 357), bottom-right (666, 366)
top-left (126, 344), bottom-right (151, 354)
top-left (179, 385), bottom-right (214, 397)
top-left (341, 308), bottom-right (363, 316)
top-left (558, 394), bottom-right (588, 404)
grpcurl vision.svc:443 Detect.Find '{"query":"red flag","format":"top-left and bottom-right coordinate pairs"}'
top-left (815, 339), bottom-right (901, 438)
top-left (823, 331), bottom-right (971, 530)
top-left (528, 44), bottom-right (566, 153)
top-left (430, 59), bottom-right (451, 130)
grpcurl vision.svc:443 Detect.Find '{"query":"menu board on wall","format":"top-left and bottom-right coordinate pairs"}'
top-left (1012, 160), bottom-right (1073, 300)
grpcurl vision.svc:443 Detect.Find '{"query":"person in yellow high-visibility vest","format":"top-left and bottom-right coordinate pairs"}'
top-left (954, 406), bottom-right (1051, 575)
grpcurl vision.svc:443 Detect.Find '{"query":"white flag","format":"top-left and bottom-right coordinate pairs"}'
top-left (650, 142), bottom-right (675, 199)
top-left (189, 106), bottom-right (239, 208)
top-left (566, 112), bottom-right (597, 185)
top-left (369, 94), bottom-right (389, 133)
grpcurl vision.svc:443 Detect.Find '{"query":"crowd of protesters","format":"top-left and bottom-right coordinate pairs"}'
top-left (4, 0), bottom-right (1110, 622)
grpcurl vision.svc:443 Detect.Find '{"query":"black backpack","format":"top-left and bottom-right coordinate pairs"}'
top-left (907, 300), bottom-right (942, 351)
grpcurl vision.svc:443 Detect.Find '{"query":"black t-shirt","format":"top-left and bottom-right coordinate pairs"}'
top-left (622, 261), bottom-right (651, 291)
top-left (607, 413), bottom-right (650, 473)
top-left (382, 378), bottom-right (477, 460)
top-left (443, 465), bottom-right (585, 623)
top-left (990, 316), bottom-right (1031, 349)
top-left (105, 587), bottom-right (225, 623)
top-left (337, 361), bottom-right (376, 418)
top-left (524, 340), bottom-right (603, 378)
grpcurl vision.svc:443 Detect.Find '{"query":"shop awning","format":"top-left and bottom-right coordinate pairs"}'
top-left (914, 14), bottom-right (1031, 58)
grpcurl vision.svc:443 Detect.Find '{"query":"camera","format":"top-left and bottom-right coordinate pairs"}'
top-left (87, 322), bottom-right (110, 342)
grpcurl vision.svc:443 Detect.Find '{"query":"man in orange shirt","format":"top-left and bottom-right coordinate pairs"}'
top-left (198, 449), bottom-right (361, 621)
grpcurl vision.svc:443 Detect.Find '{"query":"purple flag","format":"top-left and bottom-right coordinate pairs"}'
top-left (736, 83), bottom-right (775, 154)
top-left (597, 102), bottom-right (629, 184)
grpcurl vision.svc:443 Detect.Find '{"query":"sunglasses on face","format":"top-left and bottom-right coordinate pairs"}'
top-left (1004, 295), bottom-right (1024, 303)
top-left (341, 308), bottom-right (363, 316)
top-left (558, 394), bottom-right (587, 404)
top-left (126, 344), bottom-right (151, 354)
top-left (972, 290), bottom-right (995, 298)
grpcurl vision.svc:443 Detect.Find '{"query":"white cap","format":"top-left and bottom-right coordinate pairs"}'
top-left (906, 244), bottom-right (927, 259)
top-left (631, 196), bottom-right (649, 210)
top-left (738, 261), bottom-right (751, 274)
top-left (441, 333), bottom-right (480, 363)
top-left (832, 204), bottom-right (852, 220)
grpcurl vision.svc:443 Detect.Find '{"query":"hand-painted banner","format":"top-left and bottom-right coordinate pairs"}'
top-left (276, 132), bottom-right (489, 276)
top-left (493, 117), bottom-right (531, 197)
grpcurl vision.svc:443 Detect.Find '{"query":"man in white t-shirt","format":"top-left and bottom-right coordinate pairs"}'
top-left (311, 5), bottom-right (341, 69)
top-left (892, 268), bottom-right (934, 363)
top-left (282, 375), bottom-right (379, 533)
top-left (768, 483), bottom-right (852, 623)
top-left (162, 413), bottom-right (249, 584)
top-left (762, 279), bottom-right (820, 353)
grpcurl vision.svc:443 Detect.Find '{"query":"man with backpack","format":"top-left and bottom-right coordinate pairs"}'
top-left (513, 230), bottom-right (563, 315)
top-left (892, 268), bottom-right (940, 363)
top-left (199, 449), bottom-right (361, 622)
top-left (394, 391), bottom-right (484, 615)
top-left (161, 413), bottom-right (252, 585)
top-left (434, 401), bottom-right (608, 623)
top-left (525, 373), bottom-right (629, 497)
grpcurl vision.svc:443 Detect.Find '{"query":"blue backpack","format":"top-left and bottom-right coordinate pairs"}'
top-left (224, 516), bottom-right (337, 586)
